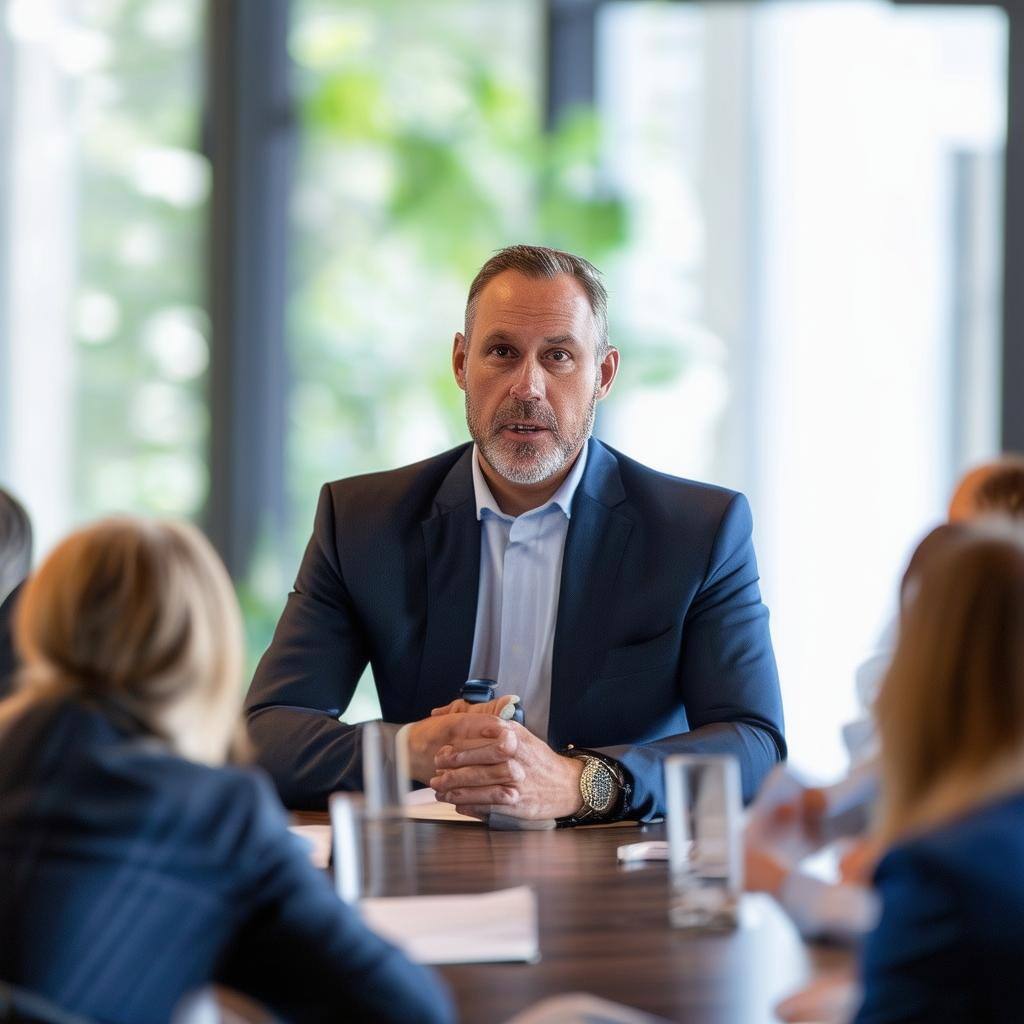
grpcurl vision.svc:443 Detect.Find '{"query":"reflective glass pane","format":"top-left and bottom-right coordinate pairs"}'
top-left (2, 0), bottom-right (209, 554)
top-left (598, 0), bottom-right (1007, 773)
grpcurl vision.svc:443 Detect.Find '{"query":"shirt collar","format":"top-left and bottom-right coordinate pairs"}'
top-left (471, 439), bottom-right (590, 522)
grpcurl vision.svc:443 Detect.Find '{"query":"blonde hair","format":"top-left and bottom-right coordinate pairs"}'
top-left (875, 521), bottom-right (1024, 844)
top-left (9, 517), bottom-right (244, 764)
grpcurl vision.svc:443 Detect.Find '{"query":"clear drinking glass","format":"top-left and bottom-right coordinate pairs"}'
top-left (361, 721), bottom-right (410, 819)
top-left (664, 754), bottom-right (743, 930)
top-left (329, 792), bottom-right (363, 903)
top-left (344, 722), bottom-right (417, 897)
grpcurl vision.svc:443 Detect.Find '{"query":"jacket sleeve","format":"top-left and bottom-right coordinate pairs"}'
top-left (598, 493), bottom-right (786, 819)
top-left (218, 774), bottom-right (455, 1024)
top-left (244, 485), bottom-right (371, 809)
top-left (853, 843), bottom-right (969, 1024)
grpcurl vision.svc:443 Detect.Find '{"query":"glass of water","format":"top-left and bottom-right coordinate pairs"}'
top-left (361, 720), bottom-right (410, 819)
top-left (664, 754), bottom-right (744, 930)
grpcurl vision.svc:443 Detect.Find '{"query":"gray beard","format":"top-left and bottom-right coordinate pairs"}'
top-left (466, 391), bottom-right (598, 486)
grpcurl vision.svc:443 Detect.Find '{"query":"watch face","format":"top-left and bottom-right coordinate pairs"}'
top-left (582, 758), bottom-right (616, 813)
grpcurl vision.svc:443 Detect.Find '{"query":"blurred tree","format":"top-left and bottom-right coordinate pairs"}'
top-left (74, 0), bottom-right (209, 524)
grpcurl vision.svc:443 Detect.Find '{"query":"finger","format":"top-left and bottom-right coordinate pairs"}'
top-left (431, 761), bottom-right (525, 792)
top-left (430, 699), bottom-right (469, 716)
top-left (437, 785), bottom-right (518, 806)
top-left (452, 805), bottom-right (491, 820)
top-left (465, 694), bottom-right (521, 719)
top-left (446, 714), bottom-right (511, 741)
top-left (434, 732), bottom-right (518, 768)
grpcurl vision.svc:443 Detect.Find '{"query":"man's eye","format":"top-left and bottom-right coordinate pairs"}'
top-left (548, 350), bottom-right (571, 362)
top-left (491, 345), bottom-right (514, 358)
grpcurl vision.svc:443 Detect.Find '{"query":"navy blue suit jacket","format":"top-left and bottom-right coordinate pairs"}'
top-left (246, 439), bottom-right (785, 816)
top-left (855, 791), bottom-right (1024, 1023)
top-left (0, 695), bottom-right (453, 1024)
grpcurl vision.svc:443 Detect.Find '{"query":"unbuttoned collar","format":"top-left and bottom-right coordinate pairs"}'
top-left (471, 439), bottom-right (590, 522)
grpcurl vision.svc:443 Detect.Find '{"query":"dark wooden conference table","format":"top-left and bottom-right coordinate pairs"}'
top-left (294, 812), bottom-right (850, 1024)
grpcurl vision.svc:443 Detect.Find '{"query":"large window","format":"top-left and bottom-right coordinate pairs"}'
top-left (1, 0), bottom-right (209, 554)
top-left (596, 0), bottom-right (1007, 773)
top-left (0, 0), bottom-right (1012, 774)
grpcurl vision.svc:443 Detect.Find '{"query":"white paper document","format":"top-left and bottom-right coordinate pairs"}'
top-left (360, 885), bottom-right (540, 965)
top-left (404, 786), bottom-right (483, 824)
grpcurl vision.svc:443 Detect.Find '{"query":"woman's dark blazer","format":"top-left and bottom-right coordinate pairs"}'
top-left (0, 695), bottom-right (453, 1024)
top-left (855, 791), bottom-right (1024, 1023)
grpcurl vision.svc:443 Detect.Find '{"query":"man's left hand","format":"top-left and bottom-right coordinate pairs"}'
top-left (429, 722), bottom-right (584, 820)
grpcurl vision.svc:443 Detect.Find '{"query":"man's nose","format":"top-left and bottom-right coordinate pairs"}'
top-left (509, 358), bottom-right (544, 402)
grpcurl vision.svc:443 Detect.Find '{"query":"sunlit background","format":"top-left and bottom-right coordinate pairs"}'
top-left (0, 0), bottom-right (1012, 777)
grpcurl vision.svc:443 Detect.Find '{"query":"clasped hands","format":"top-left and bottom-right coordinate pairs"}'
top-left (404, 695), bottom-right (583, 820)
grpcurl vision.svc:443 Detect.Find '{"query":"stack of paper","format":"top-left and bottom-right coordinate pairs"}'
top-left (360, 885), bottom-right (540, 964)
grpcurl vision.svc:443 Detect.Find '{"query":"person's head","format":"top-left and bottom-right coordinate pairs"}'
top-left (0, 487), bottom-right (32, 604)
top-left (875, 521), bottom-right (1024, 844)
top-left (947, 455), bottom-right (1024, 523)
top-left (453, 244), bottom-right (619, 492)
top-left (13, 517), bottom-right (243, 765)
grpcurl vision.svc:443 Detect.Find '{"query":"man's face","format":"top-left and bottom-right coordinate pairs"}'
top-left (453, 271), bottom-right (618, 486)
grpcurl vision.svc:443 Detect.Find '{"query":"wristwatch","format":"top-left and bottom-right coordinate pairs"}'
top-left (557, 746), bottom-right (631, 826)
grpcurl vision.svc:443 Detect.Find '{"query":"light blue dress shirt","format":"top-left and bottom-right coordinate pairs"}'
top-left (467, 441), bottom-right (589, 742)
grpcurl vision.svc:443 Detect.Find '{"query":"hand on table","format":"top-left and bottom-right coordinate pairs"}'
top-left (744, 844), bottom-right (791, 897)
top-left (403, 711), bottom-right (512, 785)
top-left (745, 765), bottom-right (829, 866)
top-left (429, 721), bottom-right (583, 820)
top-left (774, 970), bottom-right (860, 1023)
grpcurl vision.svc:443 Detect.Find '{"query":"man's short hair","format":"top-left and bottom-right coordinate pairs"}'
top-left (464, 244), bottom-right (609, 356)
top-left (974, 457), bottom-right (1024, 520)
top-left (0, 488), bottom-right (32, 604)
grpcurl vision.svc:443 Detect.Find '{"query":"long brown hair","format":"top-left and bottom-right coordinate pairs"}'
top-left (6, 517), bottom-right (243, 764)
top-left (875, 521), bottom-right (1024, 843)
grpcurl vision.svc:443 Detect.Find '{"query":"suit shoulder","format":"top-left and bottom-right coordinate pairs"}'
top-left (883, 793), bottom-right (1024, 879)
top-left (601, 443), bottom-right (745, 527)
top-left (605, 443), bottom-right (739, 503)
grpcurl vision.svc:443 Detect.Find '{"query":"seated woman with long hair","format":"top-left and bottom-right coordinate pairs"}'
top-left (0, 518), bottom-right (453, 1024)
top-left (854, 520), bottom-right (1024, 1023)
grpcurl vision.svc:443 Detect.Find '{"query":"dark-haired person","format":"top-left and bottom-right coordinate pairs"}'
top-left (246, 244), bottom-right (785, 821)
top-left (0, 518), bottom-right (453, 1024)
top-left (0, 486), bottom-right (32, 698)
top-left (854, 521), bottom-right (1024, 1023)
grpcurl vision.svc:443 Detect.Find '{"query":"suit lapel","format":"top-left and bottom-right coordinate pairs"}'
top-left (548, 441), bottom-right (632, 746)
top-left (417, 446), bottom-right (481, 714)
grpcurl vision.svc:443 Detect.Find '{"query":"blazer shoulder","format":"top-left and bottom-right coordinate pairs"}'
top-left (880, 792), bottom-right (1024, 886)
top-left (599, 442), bottom-right (746, 528)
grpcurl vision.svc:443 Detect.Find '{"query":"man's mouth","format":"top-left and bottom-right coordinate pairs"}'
top-left (500, 422), bottom-right (548, 435)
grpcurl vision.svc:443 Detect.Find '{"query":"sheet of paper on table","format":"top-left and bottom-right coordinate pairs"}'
top-left (360, 884), bottom-right (539, 965)
top-left (404, 785), bottom-right (482, 823)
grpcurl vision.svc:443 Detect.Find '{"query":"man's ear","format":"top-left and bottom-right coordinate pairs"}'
top-left (596, 346), bottom-right (620, 400)
top-left (452, 332), bottom-right (468, 391)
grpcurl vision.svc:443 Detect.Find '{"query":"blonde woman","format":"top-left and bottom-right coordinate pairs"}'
top-left (853, 521), bottom-right (1024, 1023)
top-left (0, 518), bottom-right (453, 1024)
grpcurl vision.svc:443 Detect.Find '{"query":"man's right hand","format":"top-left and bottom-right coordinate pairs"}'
top-left (403, 709), bottom-right (515, 784)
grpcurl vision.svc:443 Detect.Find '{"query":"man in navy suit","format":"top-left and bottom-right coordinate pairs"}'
top-left (246, 245), bottom-right (785, 821)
